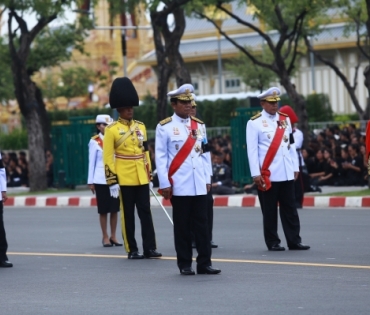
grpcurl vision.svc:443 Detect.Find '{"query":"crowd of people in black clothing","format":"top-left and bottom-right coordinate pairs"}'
top-left (1, 150), bottom-right (54, 188)
top-left (303, 123), bottom-right (368, 188)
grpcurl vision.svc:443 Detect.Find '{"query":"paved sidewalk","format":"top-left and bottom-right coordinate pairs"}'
top-left (5, 185), bottom-right (370, 208)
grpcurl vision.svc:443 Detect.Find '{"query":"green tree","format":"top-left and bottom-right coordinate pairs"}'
top-left (57, 67), bottom-right (94, 103)
top-left (305, 0), bottom-right (370, 120)
top-left (226, 47), bottom-right (280, 93)
top-left (0, 0), bottom-right (91, 191)
top-left (193, 0), bottom-right (334, 145)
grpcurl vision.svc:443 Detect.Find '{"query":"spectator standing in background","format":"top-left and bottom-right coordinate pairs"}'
top-left (87, 115), bottom-right (121, 248)
top-left (279, 105), bottom-right (305, 208)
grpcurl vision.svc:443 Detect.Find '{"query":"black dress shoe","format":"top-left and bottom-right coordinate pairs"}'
top-left (180, 267), bottom-right (195, 275)
top-left (268, 244), bottom-right (285, 251)
top-left (197, 266), bottom-right (221, 275)
top-left (289, 243), bottom-right (310, 250)
top-left (109, 238), bottom-right (123, 246)
top-left (144, 249), bottom-right (162, 258)
top-left (127, 251), bottom-right (144, 259)
top-left (211, 241), bottom-right (218, 248)
top-left (0, 260), bottom-right (13, 268)
top-left (102, 239), bottom-right (113, 247)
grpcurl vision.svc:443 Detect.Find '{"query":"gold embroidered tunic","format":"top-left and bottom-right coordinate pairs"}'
top-left (103, 117), bottom-right (151, 186)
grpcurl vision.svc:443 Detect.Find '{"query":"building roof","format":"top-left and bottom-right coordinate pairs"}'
top-left (138, 22), bottom-right (357, 66)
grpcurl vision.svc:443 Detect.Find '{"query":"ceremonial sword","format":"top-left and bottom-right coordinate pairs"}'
top-left (149, 187), bottom-right (173, 225)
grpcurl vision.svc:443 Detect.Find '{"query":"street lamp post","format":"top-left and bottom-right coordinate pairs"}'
top-left (75, 9), bottom-right (151, 78)
top-left (308, 36), bottom-right (316, 93)
top-left (215, 20), bottom-right (223, 94)
top-left (74, 9), bottom-right (151, 118)
top-left (205, 4), bottom-right (231, 94)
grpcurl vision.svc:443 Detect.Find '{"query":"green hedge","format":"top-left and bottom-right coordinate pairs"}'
top-left (280, 93), bottom-right (334, 122)
top-left (0, 128), bottom-right (28, 150)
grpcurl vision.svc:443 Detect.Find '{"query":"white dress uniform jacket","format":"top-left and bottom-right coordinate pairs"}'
top-left (247, 110), bottom-right (299, 182)
top-left (0, 153), bottom-right (6, 202)
top-left (155, 114), bottom-right (211, 196)
top-left (87, 133), bottom-right (107, 185)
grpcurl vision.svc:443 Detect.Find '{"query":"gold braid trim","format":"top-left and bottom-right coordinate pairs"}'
top-left (105, 165), bottom-right (118, 185)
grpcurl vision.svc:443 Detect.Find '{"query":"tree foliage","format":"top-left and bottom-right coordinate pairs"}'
top-left (0, 0), bottom-right (91, 191)
top-left (226, 47), bottom-right (279, 93)
top-left (304, 0), bottom-right (370, 119)
top-left (57, 67), bottom-right (94, 101)
top-left (190, 0), bottom-right (335, 145)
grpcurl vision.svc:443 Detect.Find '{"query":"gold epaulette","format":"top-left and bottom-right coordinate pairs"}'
top-left (278, 111), bottom-right (288, 117)
top-left (191, 116), bottom-right (204, 124)
top-left (134, 120), bottom-right (144, 125)
top-left (106, 121), bottom-right (118, 129)
top-left (251, 112), bottom-right (261, 120)
top-left (159, 117), bottom-right (172, 126)
top-left (91, 134), bottom-right (99, 140)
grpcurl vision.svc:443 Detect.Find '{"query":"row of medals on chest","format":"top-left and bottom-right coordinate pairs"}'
top-left (263, 119), bottom-right (289, 144)
top-left (118, 127), bottom-right (144, 147)
top-left (173, 127), bottom-right (203, 153)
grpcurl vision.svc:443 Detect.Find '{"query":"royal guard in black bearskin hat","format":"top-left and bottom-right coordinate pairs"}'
top-left (103, 77), bottom-right (161, 259)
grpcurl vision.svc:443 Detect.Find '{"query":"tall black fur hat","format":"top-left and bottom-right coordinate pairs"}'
top-left (109, 77), bottom-right (139, 109)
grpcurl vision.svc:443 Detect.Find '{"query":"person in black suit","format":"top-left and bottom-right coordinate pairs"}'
top-left (0, 152), bottom-right (12, 268)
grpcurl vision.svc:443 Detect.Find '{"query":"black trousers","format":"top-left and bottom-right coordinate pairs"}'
top-left (257, 180), bottom-right (302, 248)
top-left (120, 184), bottom-right (157, 253)
top-left (191, 190), bottom-right (214, 242)
top-left (294, 168), bottom-right (304, 206)
top-left (0, 201), bottom-right (8, 261)
top-left (171, 195), bottom-right (211, 270)
top-left (207, 191), bottom-right (214, 241)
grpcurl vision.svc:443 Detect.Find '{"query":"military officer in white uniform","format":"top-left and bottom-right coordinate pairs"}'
top-left (87, 114), bottom-right (121, 247)
top-left (155, 84), bottom-right (221, 275)
top-left (246, 87), bottom-right (310, 251)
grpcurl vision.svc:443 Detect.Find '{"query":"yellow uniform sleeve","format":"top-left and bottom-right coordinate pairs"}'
top-left (103, 126), bottom-right (118, 185)
top-left (142, 125), bottom-right (152, 175)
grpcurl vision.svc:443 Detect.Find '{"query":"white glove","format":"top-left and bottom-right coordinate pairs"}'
top-left (109, 184), bottom-right (120, 198)
top-left (149, 181), bottom-right (154, 189)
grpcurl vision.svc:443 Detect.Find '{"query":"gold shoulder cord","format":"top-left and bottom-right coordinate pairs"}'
top-left (114, 122), bottom-right (139, 149)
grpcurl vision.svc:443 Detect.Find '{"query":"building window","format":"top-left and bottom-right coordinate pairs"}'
top-left (225, 78), bottom-right (241, 92)
top-left (193, 82), bottom-right (199, 93)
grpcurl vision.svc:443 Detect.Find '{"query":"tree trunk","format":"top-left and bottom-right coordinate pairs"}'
top-left (363, 65), bottom-right (370, 120)
top-left (151, 7), bottom-right (192, 121)
top-left (280, 76), bottom-right (310, 146)
top-left (11, 56), bottom-right (47, 191)
top-left (166, 8), bottom-right (191, 86)
top-left (34, 83), bottom-right (51, 150)
top-left (150, 11), bottom-right (172, 121)
top-left (25, 109), bottom-right (48, 191)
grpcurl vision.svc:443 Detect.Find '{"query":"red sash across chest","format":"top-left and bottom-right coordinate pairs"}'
top-left (158, 118), bottom-right (198, 199)
top-left (259, 114), bottom-right (287, 191)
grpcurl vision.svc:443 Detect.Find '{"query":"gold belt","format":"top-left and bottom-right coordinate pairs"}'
top-left (115, 153), bottom-right (144, 160)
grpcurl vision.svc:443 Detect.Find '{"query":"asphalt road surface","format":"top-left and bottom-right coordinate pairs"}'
top-left (1, 206), bottom-right (369, 315)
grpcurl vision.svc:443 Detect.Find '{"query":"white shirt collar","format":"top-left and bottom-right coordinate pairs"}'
top-left (99, 133), bottom-right (104, 140)
top-left (172, 113), bottom-right (190, 124)
top-left (262, 109), bottom-right (277, 120)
